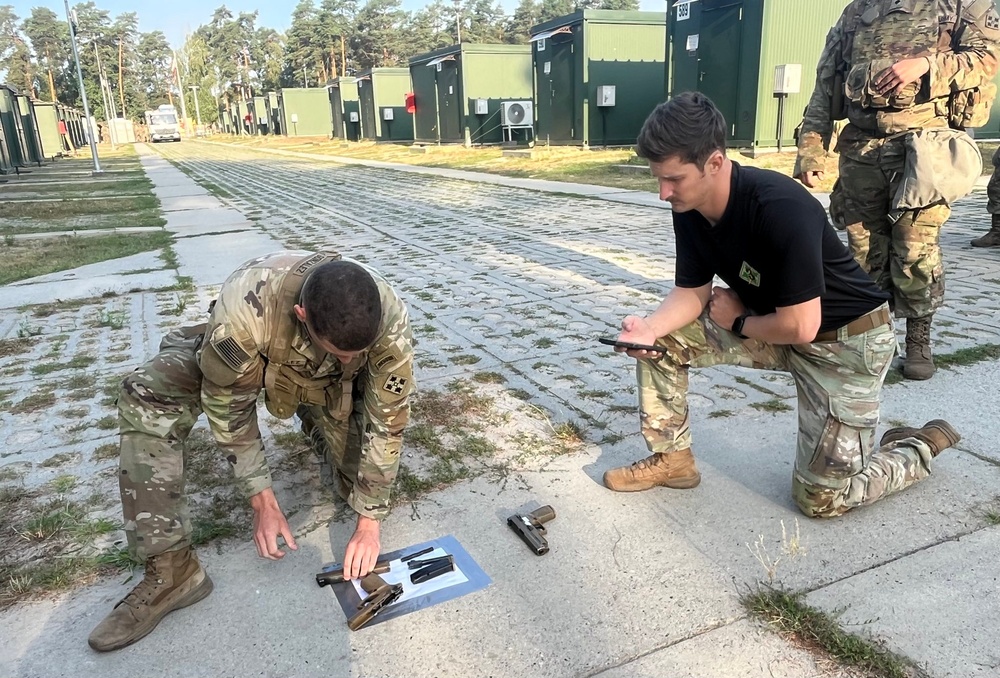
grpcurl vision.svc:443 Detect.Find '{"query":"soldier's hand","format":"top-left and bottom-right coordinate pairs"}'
top-left (250, 488), bottom-right (298, 560)
top-left (798, 170), bottom-right (824, 188)
top-left (619, 316), bottom-right (663, 359)
top-left (708, 286), bottom-right (746, 330)
top-left (875, 57), bottom-right (930, 96)
top-left (344, 516), bottom-right (381, 580)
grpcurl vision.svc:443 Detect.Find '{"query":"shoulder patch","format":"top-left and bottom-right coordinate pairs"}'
top-left (371, 346), bottom-right (402, 372)
top-left (383, 374), bottom-right (409, 396)
top-left (212, 335), bottom-right (252, 371)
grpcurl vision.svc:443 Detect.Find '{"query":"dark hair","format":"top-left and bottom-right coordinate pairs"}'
top-left (301, 260), bottom-right (381, 351)
top-left (636, 91), bottom-right (727, 166)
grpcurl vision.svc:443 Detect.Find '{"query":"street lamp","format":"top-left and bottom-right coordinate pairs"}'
top-left (63, 0), bottom-right (101, 173)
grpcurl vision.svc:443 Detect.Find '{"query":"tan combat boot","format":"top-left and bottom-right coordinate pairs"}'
top-left (603, 448), bottom-right (701, 492)
top-left (879, 419), bottom-right (961, 457)
top-left (971, 214), bottom-right (1000, 247)
top-left (88, 546), bottom-right (213, 652)
top-left (903, 316), bottom-right (935, 380)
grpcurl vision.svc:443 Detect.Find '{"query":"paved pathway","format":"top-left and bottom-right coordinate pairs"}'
top-left (1, 142), bottom-right (999, 677)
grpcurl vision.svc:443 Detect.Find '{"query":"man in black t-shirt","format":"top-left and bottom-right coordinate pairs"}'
top-left (603, 93), bottom-right (961, 518)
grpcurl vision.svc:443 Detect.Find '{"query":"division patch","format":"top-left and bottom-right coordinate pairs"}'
top-left (383, 374), bottom-right (409, 395)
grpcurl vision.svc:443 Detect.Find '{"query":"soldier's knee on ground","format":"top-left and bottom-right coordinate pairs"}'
top-left (791, 473), bottom-right (849, 519)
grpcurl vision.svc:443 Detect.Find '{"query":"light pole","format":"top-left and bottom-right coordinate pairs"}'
top-left (189, 85), bottom-right (202, 126)
top-left (64, 0), bottom-right (101, 173)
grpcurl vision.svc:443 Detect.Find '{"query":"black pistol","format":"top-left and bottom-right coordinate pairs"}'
top-left (507, 505), bottom-right (556, 555)
top-left (348, 573), bottom-right (404, 631)
top-left (315, 560), bottom-right (391, 587)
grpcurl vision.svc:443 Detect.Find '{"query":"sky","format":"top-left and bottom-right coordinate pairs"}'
top-left (12, 0), bottom-right (667, 48)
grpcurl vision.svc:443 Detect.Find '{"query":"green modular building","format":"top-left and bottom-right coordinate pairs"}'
top-left (0, 87), bottom-right (37, 167)
top-left (409, 43), bottom-right (533, 145)
top-left (16, 94), bottom-right (44, 164)
top-left (278, 87), bottom-right (333, 137)
top-left (267, 92), bottom-right (282, 135)
top-left (329, 77), bottom-right (362, 141)
top-left (32, 100), bottom-right (63, 159)
top-left (531, 10), bottom-right (667, 147)
top-left (357, 68), bottom-right (414, 142)
top-left (218, 103), bottom-right (234, 134)
top-left (668, 0), bottom-right (849, 149)
top-left (58, 104), bottom-right (84, 149)
top-left (250, 95), bottom-right (269, 134)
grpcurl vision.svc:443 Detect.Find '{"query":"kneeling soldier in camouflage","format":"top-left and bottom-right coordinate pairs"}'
top-left (604, 94), bottom-right (960, 518)
top-left (88, 251), bottom-right (414, 651)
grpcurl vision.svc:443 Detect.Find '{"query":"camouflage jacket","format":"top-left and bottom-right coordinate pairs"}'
top-left (797, 0), bottom-right (1000, 174)
top-left (197, 251), bottom-right (414, 520)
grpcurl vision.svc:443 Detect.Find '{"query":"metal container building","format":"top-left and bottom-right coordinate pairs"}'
top-left (250, 95), bottom-right (269, 134)
top-left (531, 10), bottom-right (667, 147)
top-left (278, 87), bottom-right (333, 137)
top-left (409, 43), bottom-right (533, 145)
top-left (357, 68), bottom-right (414, 142)
top-left (329, 77), bottom-right (362, 141)
top-left (668, 0), bottom-right (849, 149)
top-left (267, 92), bottom-right (282, 135)
top-left (32, 100), bottom-right (63, 159)
top-left (16, 93), bottom-right (44, 164)
top-left (0, 87), bottom-right (33, 167)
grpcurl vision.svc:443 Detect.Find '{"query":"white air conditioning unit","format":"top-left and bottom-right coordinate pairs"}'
top-left (349, 111), bottom-right (359, 123)
top-left (501, 100), bottom-right (533, 128)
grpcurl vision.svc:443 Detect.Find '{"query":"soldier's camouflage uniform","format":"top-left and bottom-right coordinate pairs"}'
top-left (638, 307), bottom-right (936, 517)
top-left (988, 146), bottom-right (1000, 213)
top-left (797, 0), bottom-right (1000, 319)
top-left (117, 251), bottom-right (414, 560)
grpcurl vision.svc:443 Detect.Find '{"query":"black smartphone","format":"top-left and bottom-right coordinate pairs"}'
top-left (598, 337), bottom-right (666, 353)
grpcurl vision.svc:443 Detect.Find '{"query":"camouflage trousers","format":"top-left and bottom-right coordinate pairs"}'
top-left (118, 327), bottom-right (362, 561)
top-left (987, 146), bottom-right (1000, 214)
top-left (637, 306), bottom-right (937, 518)
top-left (831, 150), bottom-right (948, 319)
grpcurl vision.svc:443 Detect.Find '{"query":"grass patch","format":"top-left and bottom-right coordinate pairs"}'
top-left (743, 586), bottom-right (918, 678)
top-left (449, 354), bottom-right (481, 365)
top-left (91, 443), bottom-right (119, 462)
top-left (750, 399), bottom-right (793, 414)
top-left (1, 231), bottom-right (172, 285)
top-left (935, 343), bottom-right (1000, 369)
top-left (41, 452), bottom-right (77, 468)
top-left (708, 409), bottom-right (735, 418)
top-left (95, 416), bottom-right (118, 430)
top-left (31, 355), bottom-right (98, 375)
top-left (472, 371), bottom-right (506, 384)
top-left (65, 373), bottom-right (97, 390)
top-left (10, 391), bottom-right (57, 414)
top-left (0, 338), bottom-right (32, 358)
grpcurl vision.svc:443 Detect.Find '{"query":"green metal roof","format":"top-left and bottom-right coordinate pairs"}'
top-left (531, 9), bottom-right (667, 35)
top-left (409, 43), bottom-right (531, 66)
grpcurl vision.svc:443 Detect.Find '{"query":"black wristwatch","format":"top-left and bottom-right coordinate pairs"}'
top-left (731, 314), bottom-right (750, 339)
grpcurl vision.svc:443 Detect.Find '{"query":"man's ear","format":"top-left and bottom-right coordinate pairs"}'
top-left (293, 304), bottom-right (307, 323)
top-left (706, 150), bottom-right (725, 174)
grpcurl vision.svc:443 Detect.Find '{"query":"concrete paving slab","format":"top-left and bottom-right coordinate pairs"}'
top-left (172, 231), bottom-right (284, 286)
top-left (152, 183), bottom-right (211, 199)
top-left (162, 207), bottom-right (251, 232)
top-left (806, 528), bottom-right (1000, 678)
top-left (159, 194), bottom-right (225, 212)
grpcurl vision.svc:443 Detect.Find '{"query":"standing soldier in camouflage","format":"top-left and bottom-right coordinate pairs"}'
top-left (88, 251), bottom-right (414, 652)
top-left (796, 0), bottom-right (1000, 380)
top-left (972, 147), bottom-right (1000, 246)
top-left (604, 93), bottom-right (962, 519)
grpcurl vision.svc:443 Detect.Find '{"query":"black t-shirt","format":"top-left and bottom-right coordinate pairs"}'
top-left (673, 163), bottom-right (889, 332)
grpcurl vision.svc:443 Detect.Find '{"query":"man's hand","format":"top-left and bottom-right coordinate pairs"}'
top-left (343, 515), bottom-right (381, 580)
top-left (798, 170), bottom-right (824, 189)
top-left (874, 57), bottom-right (930, 96)
top-left (250, 488), bottom-right (298, 560)
top-left (708, 286), bottom-right (746, 331)
top-left (618, 315), bottom-right (663, 359)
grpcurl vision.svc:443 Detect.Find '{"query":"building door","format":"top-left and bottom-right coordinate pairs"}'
top-left (698, 1), bottom-right (743, 139)
top-left (538, 38), bottom-right (575, 143)
top-left (436, 61), bottom-right (462, 142)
